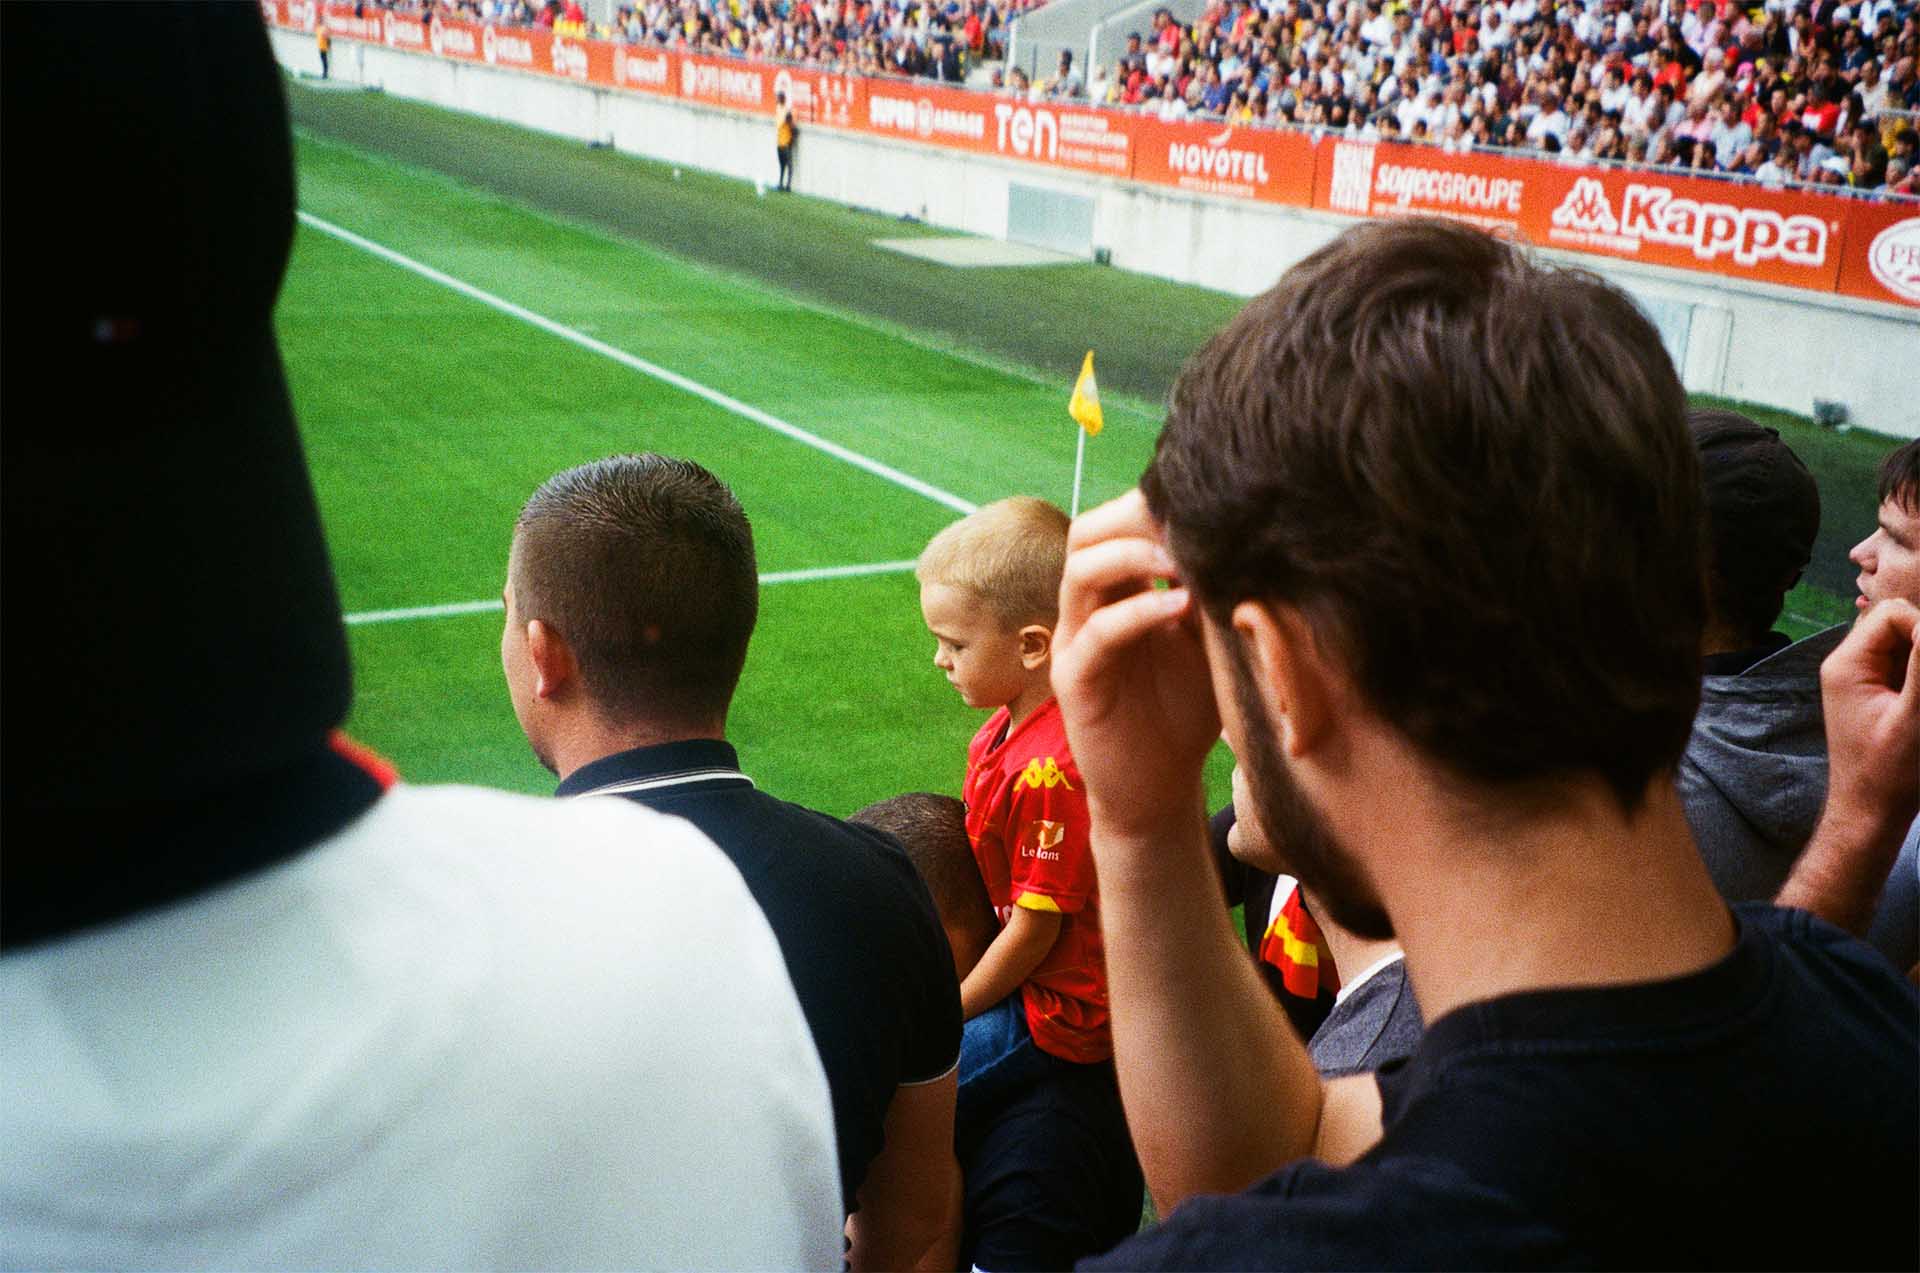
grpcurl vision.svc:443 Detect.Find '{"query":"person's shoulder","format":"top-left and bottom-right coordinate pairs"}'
top-left (1085, 1155), bottom-right (1570, 1271)
top-left (1737, 901), bottom-right (1917, 993)
top-left (1006, 697), bottom-right (1081, 771)
top-left (763, 792), bottom-right (947, 904)
top-left (323, 784), bottom-right (773, 970)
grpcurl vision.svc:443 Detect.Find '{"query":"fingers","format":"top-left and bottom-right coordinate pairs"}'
top-left (1058, 534), bottom-right (1181, 638)
top-left (1058, 587), bottom-right (1194, 674)
top-left (1066, 488), bottom-right (1161, 553)
top-left (1826, 598), bottom-right (1920, 695)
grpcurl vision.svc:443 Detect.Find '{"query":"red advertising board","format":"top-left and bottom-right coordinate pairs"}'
top-left (1835, 201), bottom-right (1920, 309)
top-left (861, 81), bottom-right (1134, 176)
top-left (1528, 166), bottom-right (1845, 293)
top-left (1312, 137), bottom-right (1856, 294)
top-left (268, 2), bottom-right (1918, 303)
top-left (1131, 118), bottom-right (1315, 208)
top-left (1316, 137), bottom-right (1530, 234)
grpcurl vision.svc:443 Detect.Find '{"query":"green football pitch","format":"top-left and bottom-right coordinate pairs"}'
top-left (280, 85), bottom-right (1890, 815)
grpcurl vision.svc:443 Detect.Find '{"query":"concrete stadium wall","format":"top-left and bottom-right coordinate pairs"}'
top-left (273, 28), bottom-right (1918, 438)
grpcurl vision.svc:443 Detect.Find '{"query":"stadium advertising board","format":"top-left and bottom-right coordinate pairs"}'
top-left (1313, 138), bottom-right (1869, 295)
top-left (1536, 167), bottom-right (1843, 292)
top-left (1132, 120), bottom-right (1315, 207)
top-left (1317, 139), bottom-right (1528, 234)
top-left (1836, 203), bottom-right (1920, 308)
top-left (862, 83), bottom-right (1132, 176)
top-left (276, 3), bottom-right (1915, 306)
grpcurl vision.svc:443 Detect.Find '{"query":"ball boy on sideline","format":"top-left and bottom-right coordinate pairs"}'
top-left (916, 498), bottom-right (1113, 1118)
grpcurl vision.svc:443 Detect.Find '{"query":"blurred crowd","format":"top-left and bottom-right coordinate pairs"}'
top-left (403, 0), bottom-right (1037, 77)
top-left (1066, 0), bottom-right (1919, 193)
top-left (372, 0), bottom-right (1919, 195)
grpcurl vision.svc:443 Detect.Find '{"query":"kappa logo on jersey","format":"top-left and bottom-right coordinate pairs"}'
top-left (1014, 757), bottom-right (1074, 792)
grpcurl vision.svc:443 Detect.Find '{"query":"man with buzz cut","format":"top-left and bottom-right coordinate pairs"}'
top-left (1048, 217), bottom-right (1919, 1269)
top-left (501, 453), bottom-right (964, 1272)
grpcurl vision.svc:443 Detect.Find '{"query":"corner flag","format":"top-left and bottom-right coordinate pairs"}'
top-left (1069, 351), bottom-right (1103, 437)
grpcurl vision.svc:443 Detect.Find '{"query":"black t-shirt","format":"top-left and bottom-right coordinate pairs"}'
top-left (558, 740), bottom-right (963, 1213)
top-left (1089, 904), bottom-right (1919, 1270)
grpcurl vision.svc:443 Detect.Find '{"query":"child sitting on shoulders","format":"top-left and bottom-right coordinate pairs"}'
top-left (916, 497), bottom-right (1112, 1117)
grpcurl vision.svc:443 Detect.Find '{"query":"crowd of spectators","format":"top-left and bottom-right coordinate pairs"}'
top-left (380, 0), bottom-right (1919, 195)
top-left (1067, 0), bottom-right (1920, 193)
top-left (607, 0), bottom-right (1043, 78)
top-left (412, 0), bottom-right (1044, 78)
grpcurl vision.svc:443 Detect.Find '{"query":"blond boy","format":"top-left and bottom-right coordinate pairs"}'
top-left (917, 498), bottom-right (1111, 1095)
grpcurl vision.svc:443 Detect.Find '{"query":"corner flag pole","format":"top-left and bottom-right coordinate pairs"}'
top-left (1071, 424), bottom-right (1088, 518)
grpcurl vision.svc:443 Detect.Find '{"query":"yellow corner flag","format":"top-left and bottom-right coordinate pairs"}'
top-left (1069, 351), bottom-right (1103, 437)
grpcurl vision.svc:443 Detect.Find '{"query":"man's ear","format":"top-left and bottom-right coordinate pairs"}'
top-left (1229, 600), bottom-right (1339, 760)
top-left (526, 619), bottom-right (580, 702)
top-left (1018, 623), bottom-right (1054, 670)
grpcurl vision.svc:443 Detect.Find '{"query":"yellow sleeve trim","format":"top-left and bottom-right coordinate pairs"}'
top-left (1014, 893), bottom-right (1063, 913)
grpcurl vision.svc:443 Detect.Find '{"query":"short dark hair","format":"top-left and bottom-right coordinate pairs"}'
top-left (1690, 408), bottom-right (1820, 646)
top-left (1880, 439), bottom-right (1920, 514)
top-left (850, 792), bottom-right (995, 946)
top-left (1143, 218), bottom-right (1702, 809)
top-left (512, 454), bottom-right (757, 728)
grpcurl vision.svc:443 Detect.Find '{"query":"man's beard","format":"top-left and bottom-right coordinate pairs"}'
top-left (1226, 639), bottom-right (1396, 942)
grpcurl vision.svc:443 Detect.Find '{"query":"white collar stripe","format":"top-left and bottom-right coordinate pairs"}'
top-left (572, 768), bottom-right (756, 799)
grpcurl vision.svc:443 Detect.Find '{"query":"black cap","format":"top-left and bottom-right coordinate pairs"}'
top-left (2, 4), bottom-right (352, 812)
top-left (1690, 409), bottom-right (1821, 640)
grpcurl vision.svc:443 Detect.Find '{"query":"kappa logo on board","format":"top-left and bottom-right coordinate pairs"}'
top-left (1548, 180), bottom-right (1829, 267)
top-left (1551, 177), bottom-right (1620, 233)
top-left (1868, 218), bottom-right (1920, 303)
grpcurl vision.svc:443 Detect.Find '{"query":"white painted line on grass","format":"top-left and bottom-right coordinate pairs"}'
top-left (345, 559), bottom-right (920, 627)
top-left (347, 598), bottom-right (505, 627)
top-left (296, 211), bottom-right (980, 517)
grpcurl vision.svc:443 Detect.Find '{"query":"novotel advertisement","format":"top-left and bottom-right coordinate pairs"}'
top-left (267, 0), bottom-right (1917, 306)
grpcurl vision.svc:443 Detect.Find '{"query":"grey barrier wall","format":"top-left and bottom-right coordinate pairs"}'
top-left (270, 27), bottom-right (1919, 439)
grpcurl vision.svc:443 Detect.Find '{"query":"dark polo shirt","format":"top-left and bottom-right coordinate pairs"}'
top-left (559, 739), bottom-right (962, 1213)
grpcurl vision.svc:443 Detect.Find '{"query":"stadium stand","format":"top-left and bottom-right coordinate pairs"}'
top-left (370, 0), bottom-right (1918, 194)
top-left (1074, 0), bottom-right (1918, 194)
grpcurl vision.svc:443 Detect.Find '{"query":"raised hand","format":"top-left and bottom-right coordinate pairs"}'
top-left (1051, 489), bottom-right (1221, 840)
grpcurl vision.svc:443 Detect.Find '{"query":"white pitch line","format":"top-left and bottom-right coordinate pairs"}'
top-left (345, 559), bottom-right (920, 627)
top-left (296, 211), bottom-right (979, 517)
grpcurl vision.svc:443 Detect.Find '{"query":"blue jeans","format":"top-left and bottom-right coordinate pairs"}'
top-left (958, 995), bottom-right (1052, 1128)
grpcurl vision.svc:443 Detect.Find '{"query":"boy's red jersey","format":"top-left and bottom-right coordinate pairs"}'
top-left (963, 697), bottom-right (1110, 1064)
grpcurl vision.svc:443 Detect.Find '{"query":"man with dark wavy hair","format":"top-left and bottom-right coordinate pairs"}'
top-left (1050, 218), bottom-right (1919, 1269)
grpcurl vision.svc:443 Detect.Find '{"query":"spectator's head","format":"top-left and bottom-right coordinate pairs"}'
top-left (850, 793), bottom-right (995, 979)
top-left (1142, 219), bottom-right (1700, 937)
top-left (916, 497), bottom-right (1069, 716)
top-left (504, 454), bottom-right (758, 771)
top-left (1689, 410), bottom-right (1820, 654)
top-left (1851, 441), bottom-right (1920, 611)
